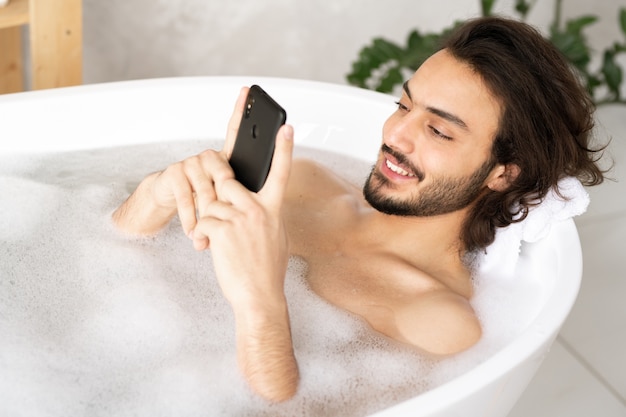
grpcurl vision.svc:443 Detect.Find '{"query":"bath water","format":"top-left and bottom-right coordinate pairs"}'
top-left (0, 140), bottom-right (543, 416)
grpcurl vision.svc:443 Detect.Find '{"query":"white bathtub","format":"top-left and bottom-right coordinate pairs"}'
top-left (0, 77), bottom-right (582, 416)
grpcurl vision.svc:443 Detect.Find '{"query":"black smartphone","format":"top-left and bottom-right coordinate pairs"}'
top-left (229, 85), bottom-right (287, 192)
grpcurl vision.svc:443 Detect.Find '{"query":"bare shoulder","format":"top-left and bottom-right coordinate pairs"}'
top-left (287, 158), bottom-right (359, 201)
top-left (393, 289), bottom-right (482, 356)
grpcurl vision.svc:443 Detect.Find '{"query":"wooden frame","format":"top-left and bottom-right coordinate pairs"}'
top-left (0, 0), bottom-right (82, 94)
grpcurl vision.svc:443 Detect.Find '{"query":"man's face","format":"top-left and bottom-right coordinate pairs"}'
top-left (364, 49), bottom-right (503, 217)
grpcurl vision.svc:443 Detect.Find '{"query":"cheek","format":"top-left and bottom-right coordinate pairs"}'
top-left (423, 150), bottom-right (485, 181)
top-left (421, 153), bottom-right (447, 178)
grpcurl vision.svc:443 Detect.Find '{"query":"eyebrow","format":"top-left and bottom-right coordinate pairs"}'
top-left (402, 81), bottom-right (470, 131)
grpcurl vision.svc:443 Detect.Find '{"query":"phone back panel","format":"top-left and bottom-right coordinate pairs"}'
top-left (229, 85), bottom-right (287, 192)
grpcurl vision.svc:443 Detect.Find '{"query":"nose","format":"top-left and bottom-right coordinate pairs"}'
top-left (383, 111), bottom-right (419, 155)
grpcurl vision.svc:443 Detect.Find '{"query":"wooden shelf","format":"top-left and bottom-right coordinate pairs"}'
top-left (0, 0), bottom-right (29, 29)
top-left (0, 0), bottom-right (82, 94)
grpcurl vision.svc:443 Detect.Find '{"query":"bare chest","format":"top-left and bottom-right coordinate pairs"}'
top-left (284, 197), bottom-right (443, 319)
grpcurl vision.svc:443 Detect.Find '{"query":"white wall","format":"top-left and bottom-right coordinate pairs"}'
top-left (82, 0), bottom-right (624, 86)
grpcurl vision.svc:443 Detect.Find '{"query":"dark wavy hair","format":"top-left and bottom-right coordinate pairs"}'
top-left (442, 16), bottom-right (606, 252)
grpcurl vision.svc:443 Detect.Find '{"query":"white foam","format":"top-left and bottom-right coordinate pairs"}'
top-left (0, 140), bottom-right (541, 416)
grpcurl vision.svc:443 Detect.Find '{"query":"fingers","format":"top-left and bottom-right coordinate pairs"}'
top-left (223, 86), bottom-right (249, 159)
top-left (157, 149), bottom-right (234, 237)
top-left (190, 199), bottom-right (243, 251)
top-left (189, 123), bottom-right (294, 254)
top-left (259, 124), bottom-right (294, 209)
top-left (215, 124), bottom-right (294, 213)
top-left (182, 155), bottom-right (216, 222)
top-left (157, 87), bottom-right (291, 248)
top-left (168, 171), bottom-right (198, 235)
top-left (192, 201), bottom-right (235, 237)
top-left (192, 151), bottom-right (235, 217)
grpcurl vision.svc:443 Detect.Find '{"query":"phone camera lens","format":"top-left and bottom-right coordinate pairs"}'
top-left (245, 96), bottom-right (255, 118)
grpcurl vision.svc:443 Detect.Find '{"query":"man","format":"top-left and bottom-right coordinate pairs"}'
top-left (112, 17), bottom-right (605, 402)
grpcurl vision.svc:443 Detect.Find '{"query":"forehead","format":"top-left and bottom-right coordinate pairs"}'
top-left (406, 49), bottom-right (502, 138)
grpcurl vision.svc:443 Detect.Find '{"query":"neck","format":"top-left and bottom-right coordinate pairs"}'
top-left (359, 205), bottom-right (470, 265)
top-left (357, 206), bottom-right (473, 297)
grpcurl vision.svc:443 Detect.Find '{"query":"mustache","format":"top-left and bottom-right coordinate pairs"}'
top-left (381, 144), bottom-right (425, 181)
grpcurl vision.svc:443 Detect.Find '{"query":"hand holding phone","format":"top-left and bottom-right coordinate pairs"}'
top-left (191, 86), bottom-right (296, 402)
top-left (229, 85), bottom-right (287, 192)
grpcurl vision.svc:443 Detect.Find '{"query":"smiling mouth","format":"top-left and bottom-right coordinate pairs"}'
top-left (385, 158), bottom-right (416, 177)
top-left (379, 144), bottom-right (425, 181)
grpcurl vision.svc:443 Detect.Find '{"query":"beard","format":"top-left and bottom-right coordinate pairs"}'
top-left (363, 151), bottom-right (495, 217)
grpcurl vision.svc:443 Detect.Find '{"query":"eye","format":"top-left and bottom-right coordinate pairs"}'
top-left (429, 125), bottom-right (453, 141)
top-left (394, 100), bottom-right (410, 112)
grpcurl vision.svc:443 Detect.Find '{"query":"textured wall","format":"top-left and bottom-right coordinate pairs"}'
top-left (82, 0), bottom-right (623, 86)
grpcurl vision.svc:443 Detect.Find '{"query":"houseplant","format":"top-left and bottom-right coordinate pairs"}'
top-left (347, 0), bottom-right (626, 106)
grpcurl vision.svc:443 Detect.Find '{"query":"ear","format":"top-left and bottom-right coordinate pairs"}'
top-left (486, 163), bottom-right (520, 192)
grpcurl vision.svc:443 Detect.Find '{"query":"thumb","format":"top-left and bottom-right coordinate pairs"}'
top-left (222, 86), bottom-right (249, 159)
top-left (259, 124), bottom-right (294, 208)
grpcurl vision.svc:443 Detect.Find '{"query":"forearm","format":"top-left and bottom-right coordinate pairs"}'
top-left (234, 297), bottom-right (299, 402)
top-left (112, 172), bottom-right (176, 236)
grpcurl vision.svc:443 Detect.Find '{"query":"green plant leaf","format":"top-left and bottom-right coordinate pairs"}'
top-left (481, 0), bottom-right (496, 16)
top-left (586, 74), bottom-right (602, 94)
top-left (602, 50), bottom-right (623, 98)
top-left (550, 30), bottom-right (592, 71)
top-left (347, 49), bottom-right (381, 88)
top-left (566, 15), bottom-right (597, 34)
top-left (346, 3), bottom-right (625, 105)
top-left (614, 42), bottom-right (626, 53)
top-left (346, 60), bottom-right (371, 88)
top-left (515, 0), bottom-right (532, 19)
top-left (407, 29), bottom-right (422, 50)
top-left (401, 33), bottom-right (441, 69)
top-left (346, 38), bottom-right (405, 90)
top-left (372, 38), bottom-right (404, 61)
top-left (377, 66), bottom-right (404, 93)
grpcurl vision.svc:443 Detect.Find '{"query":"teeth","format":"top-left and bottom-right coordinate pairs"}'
top-left (386, 159), bottom-right (415, 177)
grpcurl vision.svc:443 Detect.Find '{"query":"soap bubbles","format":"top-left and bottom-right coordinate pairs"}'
top-left (0, 140), bottom-right (541, 416)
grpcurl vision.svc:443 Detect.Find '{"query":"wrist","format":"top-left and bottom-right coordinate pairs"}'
top-left (232, 292), bottom-right (290, 329)
top-left (112, 171), bottom-right (176, 235)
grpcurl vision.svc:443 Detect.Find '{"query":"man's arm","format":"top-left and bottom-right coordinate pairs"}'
top-left (192, 124), bottom-right (299, 401)
top-left (111, 147), bottom-right (237, 244)
top-left (112, 87), bottom-right (248, 244)
top-left (112, 171), bottom-right (176, 235)
top-left (113, 87), bottom-right (300, 400)
top-left (234, 294), bottom-right (299, 401)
